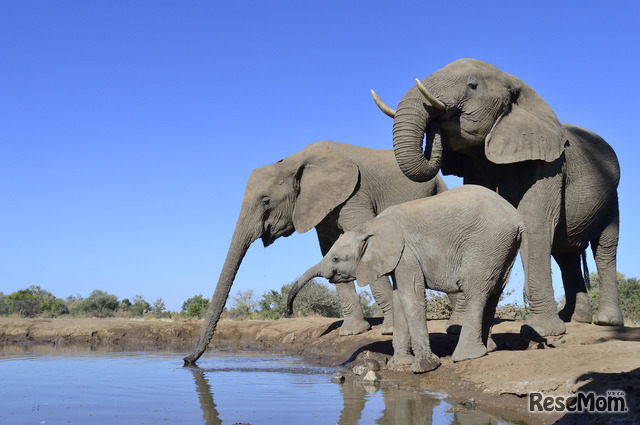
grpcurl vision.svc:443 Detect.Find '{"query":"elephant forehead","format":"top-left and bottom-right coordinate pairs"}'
top-left (446, 58), bottom-right (501, 74)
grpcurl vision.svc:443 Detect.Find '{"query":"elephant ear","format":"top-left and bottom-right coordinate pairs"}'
top-left (355, 217), bottom-right (404, 287)
top-left (292, 142), bottom-right (359, 233)
top-left (485, 77), bottom-right (566, 164)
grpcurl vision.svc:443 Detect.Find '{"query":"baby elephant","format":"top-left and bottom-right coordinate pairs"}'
top-left (287, 185), bottom-right (524, 373)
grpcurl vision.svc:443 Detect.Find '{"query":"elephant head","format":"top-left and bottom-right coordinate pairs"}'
top-left (183, 142), bottom-right (359, 363)
top-left (372, 58), bottom-right (566, 182)
top-left (286, 217), bottom-right (404, 315)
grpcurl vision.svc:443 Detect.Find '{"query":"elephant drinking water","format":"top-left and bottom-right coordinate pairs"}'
top-left (183, 141), bottom-right (447, 364)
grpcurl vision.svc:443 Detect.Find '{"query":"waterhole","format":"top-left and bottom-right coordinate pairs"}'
top-left (0, 345), bottom-right (511, 424)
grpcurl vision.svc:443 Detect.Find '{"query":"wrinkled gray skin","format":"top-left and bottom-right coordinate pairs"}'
top-left (183, 141), bottom-right (447, 364)
top-left (288, 185), bottom-right (524, 373)
top-left (374, 58), bottom-right (622, 337)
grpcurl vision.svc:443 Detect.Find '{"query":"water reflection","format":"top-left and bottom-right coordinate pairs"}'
top-left (186, 364), bottom-right (503, 425)
top-left (1, 345), bottom-right (506, 424)
top-left (191, 367), bottom-right (222, 425)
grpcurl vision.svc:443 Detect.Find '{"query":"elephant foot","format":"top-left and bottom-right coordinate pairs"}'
top-left (379, 315), bottom-right (393, 335)
top-left (559, 293), bottom-right (593, 323)
top-left (452, 342), bottom-right (487, 362)
top-left (594, 305), bottom-right (624, 327)
top-left (571, 293), bottom-right (593, 323)
top-left (557, 303), bottom-right (574, 322)
top-left (486, 337), bottom-right (497, 353)
top-left (521, 314), bottom-right (566, 337)
top-left (388, 353), bottom-right (414, 371)
top-left (339, 318), bottom-right (371, 336)
top-left (411, 352), bottom-right (441, 373)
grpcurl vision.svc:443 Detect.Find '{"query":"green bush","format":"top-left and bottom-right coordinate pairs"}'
top-left (68, 290), bottom-right (119, 318)
top-left (181, 294), bottom-right (210, 319)
top-left (130, 295), bottom-right (151, 317)
top-left (284, 279), bottom-right (342, 318)
top-left (2, 286), bottom-right (69, 317)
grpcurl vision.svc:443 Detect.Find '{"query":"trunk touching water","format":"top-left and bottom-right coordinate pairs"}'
top-left (392, 89), bottom-right (443, 182)
top-left (183, 219), bottom-right (255, 364)
top-left (285, 265), bottom-right (322, 316)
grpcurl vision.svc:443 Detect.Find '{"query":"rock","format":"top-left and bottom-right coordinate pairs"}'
top-left (362, 370), bottom-right (381, 384)
top-left (331, 373), bottom-right (346, 383)
top-left (459, 398), bottom-right (476, 410)
top-left (352, 359), bottom-right (381, 376)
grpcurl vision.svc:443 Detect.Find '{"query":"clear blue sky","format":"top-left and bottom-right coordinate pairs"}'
top-left (2, 1), bottom-right (639, 312)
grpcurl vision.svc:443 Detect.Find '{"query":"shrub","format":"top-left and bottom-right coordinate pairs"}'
top-left (130, 295), bottom-right (151, 317)
top-left (68, 290), bottom-right (119, 318)
top-left (3, 286), bottom-right (69, 318)
top-left (286, 279), bottom-right (342, 318)
top-left (181, 294), bottom-right (210, 319)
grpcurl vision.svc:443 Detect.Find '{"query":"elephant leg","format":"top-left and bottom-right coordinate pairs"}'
top-left (592, 202), bottom-right (623, 326)
top-left (520, 219), bottom-right (566, 336)
top-left (335, 282), bottom-right (371, 336)
top-left (482, 291), bottom-right (501, 353)
top-left (446, 292), bottom-right (465, 335)
top-left (388, 288), bottom-right (414, 370)
top-left (394, 265), bottom-right (440, 373)
top-left (369, 276), bottom-right (393, 335)
top-left (452, 287), bottom-right (489, 362)
top-left (553, 252), bottom-right (592, 323)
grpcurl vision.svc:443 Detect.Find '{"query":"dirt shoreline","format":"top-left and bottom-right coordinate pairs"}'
top-left (2, 317), bottom-right (639, 424)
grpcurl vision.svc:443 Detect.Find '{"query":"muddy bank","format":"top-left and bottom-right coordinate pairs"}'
top-left (1, 317), bottom-right (639, 424)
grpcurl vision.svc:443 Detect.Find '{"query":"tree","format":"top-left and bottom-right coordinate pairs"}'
top-left (151, 298), bottom-right (166, 316)
top-left (69, 289), bottom-right (119, 318)
top-left (181, 294), bottom-right (210, 319)
top-left (286, 279), bottom-right (342, 318)
top-left (359, 291), bottom-right (383, 318)
top-left (226, 289), bottom-right (258, 319)
top-left (130, 294), bottom-right (151, 317)
top-left (3, 286), bottom-right (68, 317)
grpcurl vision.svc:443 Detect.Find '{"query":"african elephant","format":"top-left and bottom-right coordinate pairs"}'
top-left (183, 141), bottom-right (447, 364)
top-left (287, 185), bottom-right (524, 373)
top-left (372, 58), bottom-right (622, 337)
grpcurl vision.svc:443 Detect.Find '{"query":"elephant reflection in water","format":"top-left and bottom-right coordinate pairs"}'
top-left (338, 377), bottom-right (499, 425)
top-left (338, 377), bottom-right (439, 424)
top-left (188, 365), bottom-right (498, 424)
top-left (189, 366), bottom-right (222, 425)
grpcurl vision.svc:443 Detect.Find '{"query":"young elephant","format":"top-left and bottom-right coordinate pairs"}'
top-left (287, 185), bottom-right (524, 373)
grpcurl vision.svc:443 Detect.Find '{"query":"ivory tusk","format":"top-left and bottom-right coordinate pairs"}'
top-left (371, 89), bottom-right (396, 118)
top-left (415, 79), bottom-right (446, 111)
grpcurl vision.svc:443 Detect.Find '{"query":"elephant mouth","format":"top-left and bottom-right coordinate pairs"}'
top-left (261, 224), bottom-right (295, 247)
top-left (329, 272), bottom-right (353, 284)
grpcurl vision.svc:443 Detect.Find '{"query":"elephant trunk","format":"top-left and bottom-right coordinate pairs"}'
top-left (285, 265), bottom-right (322, 316)
top-left (393, 89), bottom-right (443, 182)
top-left (183, 215), bottom-right (256, 364)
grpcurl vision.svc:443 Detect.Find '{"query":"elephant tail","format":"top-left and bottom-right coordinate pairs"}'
top-left (581, 250), bottom-right (591, 290)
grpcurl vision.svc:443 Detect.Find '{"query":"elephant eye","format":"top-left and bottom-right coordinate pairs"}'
top-left (261, 198), bottom-right (270, 207)
top-left (332, 257), bottom-right (339, 263)
top-left (467, 79), bottom-right (478, 90)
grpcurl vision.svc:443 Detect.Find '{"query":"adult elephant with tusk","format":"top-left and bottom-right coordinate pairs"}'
top-left (372, 58), bottom-right (622, 337)
top-left (183, 141), bottom-right (447, 364)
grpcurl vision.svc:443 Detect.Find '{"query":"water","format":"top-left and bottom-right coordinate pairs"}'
top-left (0, 345), bottom-right (508, 424)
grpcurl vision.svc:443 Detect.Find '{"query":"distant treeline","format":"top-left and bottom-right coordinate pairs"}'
top-left (0, 280), bottom-right (365, 320)
top-left (1, 272), bottom-right (638, 324)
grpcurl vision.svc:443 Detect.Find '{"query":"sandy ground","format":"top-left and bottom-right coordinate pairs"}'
top-left (1, 316), bottom-right (639, 424)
